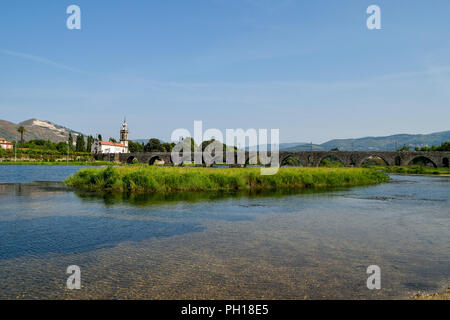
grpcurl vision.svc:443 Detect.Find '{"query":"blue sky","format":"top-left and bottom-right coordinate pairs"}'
top-left (0, 0), bottom-right (449, 143)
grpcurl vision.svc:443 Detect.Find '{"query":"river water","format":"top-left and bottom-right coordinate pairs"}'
top-left (0, 165), bottom-right (448, 299)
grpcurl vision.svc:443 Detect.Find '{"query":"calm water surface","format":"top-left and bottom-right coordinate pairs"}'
top-left (0, 165), bottom-right (449, 299)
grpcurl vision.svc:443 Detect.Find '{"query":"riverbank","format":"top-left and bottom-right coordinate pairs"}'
top-left (0, 160), bottom-right (116, 166)
top-left (64, 166), bottom-right (389, 194)
top-left (376, 166), bottom-right (450, 175)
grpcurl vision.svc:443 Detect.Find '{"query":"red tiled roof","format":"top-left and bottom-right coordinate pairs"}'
top-left (0, 138), bottom-right (12, 144)
top-left (99, 141), bottom-right (126, 147)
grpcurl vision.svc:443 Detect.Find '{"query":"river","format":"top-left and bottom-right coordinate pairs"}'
top-left (0, 165), bottom-right (448, 299)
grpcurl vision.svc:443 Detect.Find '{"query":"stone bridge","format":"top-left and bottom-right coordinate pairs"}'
top-left (96, 151), bottom-right (450, 168)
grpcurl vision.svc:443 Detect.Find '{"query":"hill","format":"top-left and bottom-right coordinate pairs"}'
top-left (0, 119), bottom-right (83, 143)
top-left (283, 131), bottom-right (450, 151)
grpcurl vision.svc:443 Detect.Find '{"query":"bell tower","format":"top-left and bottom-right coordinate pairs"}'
top-left (120, 118), bottom-right (129, 152)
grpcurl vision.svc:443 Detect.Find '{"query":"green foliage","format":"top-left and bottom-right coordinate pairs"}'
top-left (417, 141), bottom-right (450, 152)
top-left (17, 126), bottom-right (26, 145)
top-left (161, 142), bottom-right (175, 152)
top-left (397, 144), bottom-right (410, 151)
top-left (143, 139), bottom-right (175, 152)
top-left (144, 138), bottom-right (163, 152)
top-left (68, 133), bottom-right (74, 151)
top-left (319, 157), bottom-right (344, 167)
top-left (86, 135), bottom-right (94, 152)
top-left (56, 142), bottom-right (68, 153)
top-left (128, 141), bottom-right (145, 153)
top-left (378, 166), bottom-right (450, 175)
top-left (200, 139), bottom-right (237, 153)
top-left (281, 156), bottom-right (302, 167)
top-left (65, 166), bottom-right (389, 194)
top-left (0, 138), bottom-right (93, 162)
top-left (361, 157), bottom-right (388, 167)
top-left (76, 134), bottom-right (86, 152)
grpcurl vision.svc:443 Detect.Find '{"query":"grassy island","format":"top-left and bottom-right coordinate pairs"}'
top-left (64, 166), bottom-right (389, 194)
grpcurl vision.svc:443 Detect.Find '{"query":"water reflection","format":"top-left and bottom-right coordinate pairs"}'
top-left (73, 186), bottom-right (341, 207)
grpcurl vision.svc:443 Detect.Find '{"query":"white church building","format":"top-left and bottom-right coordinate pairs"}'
top-left (91, 119), bottom-right (129, 154)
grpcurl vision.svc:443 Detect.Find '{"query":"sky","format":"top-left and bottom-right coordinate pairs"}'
top-left (0, 0), bottom-right (449, 144)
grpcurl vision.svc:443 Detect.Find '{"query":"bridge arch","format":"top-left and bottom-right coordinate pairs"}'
top-left (126, 156), bottom-right (137, 164)
top-left (149, 155), bottom-right (163, 166)
top-left (280, 154), bottom-right (303, 167)
top-left (318, 155), bottom-right (345, 167)
top-left (407, 156), bottom-right (437, 168)
top-left (443, 157), bottom-right (449, 168)
top-left (359, 154), bottom-right (390, 167)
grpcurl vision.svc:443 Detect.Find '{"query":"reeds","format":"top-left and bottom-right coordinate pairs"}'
top-left (64, 166), bottom-right (389, 194)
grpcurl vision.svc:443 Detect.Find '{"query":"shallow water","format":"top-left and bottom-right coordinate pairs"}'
top-left (0, 166), bottom-right (449, 299)
top-left (0, 165), bottom-right (87, 183)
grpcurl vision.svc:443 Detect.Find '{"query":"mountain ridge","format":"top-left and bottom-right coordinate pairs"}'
top-left (0, 118), bottom-right (83, 143)
top-left (283, 130), bottom-right (450, 151)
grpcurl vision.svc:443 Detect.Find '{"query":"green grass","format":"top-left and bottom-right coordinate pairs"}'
top-left (64, 166), bottom-right (389, 194)
top-left (377, 166), bottom-right (450, 175)
top-left (0, 160), bottom-right (116, 166)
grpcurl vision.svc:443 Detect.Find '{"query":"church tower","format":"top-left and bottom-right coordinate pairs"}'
top-left (120, 118), bottom-right (129, 152)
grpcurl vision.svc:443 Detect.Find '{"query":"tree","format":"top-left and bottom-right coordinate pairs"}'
top-left (56, 142), bottom-right (67, 153)
top-left (419, 141), bottom-right (450, 152)
top-left (68, 133), bottom-right (74, 151)
top-left (109, 137), bottom-right (117, 143)
top-left (397, 144), bottom-right (410, 152)
top-left (144, 138), bottom-right (163, 152)
top-left (98, 134), bottom-right (103, 141)
top-left (86, 135), bottom-right (94, 153)
top-left (201, 139), bottom-right (215, 152)
top-left (17, 126), bottom-right (26, 145)
top-left (161, 142), bottom-right (175, 152)
top-left (128, 140), bottom-right (144, 153)
top-left (437, 141), bottom-right (450, 151)
top-left (76, 134), bottom-right (86, 152)
top-left (201, 139), bottom-right (236, 153)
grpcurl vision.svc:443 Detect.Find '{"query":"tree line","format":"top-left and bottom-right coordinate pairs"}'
top-left (397, 141), bottom-right (450, 152)
top-left (10, 131), bottom-right (239, 154)
top-left (128, 138), bottom-right (237, 153)
top-left (10, 134), bottom-right (95, 154)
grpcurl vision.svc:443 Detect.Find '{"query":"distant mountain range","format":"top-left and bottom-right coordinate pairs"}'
top-left (282, 131), bottom-right (450, 151)
top-left (0, 119), bottom-right (82, 143)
